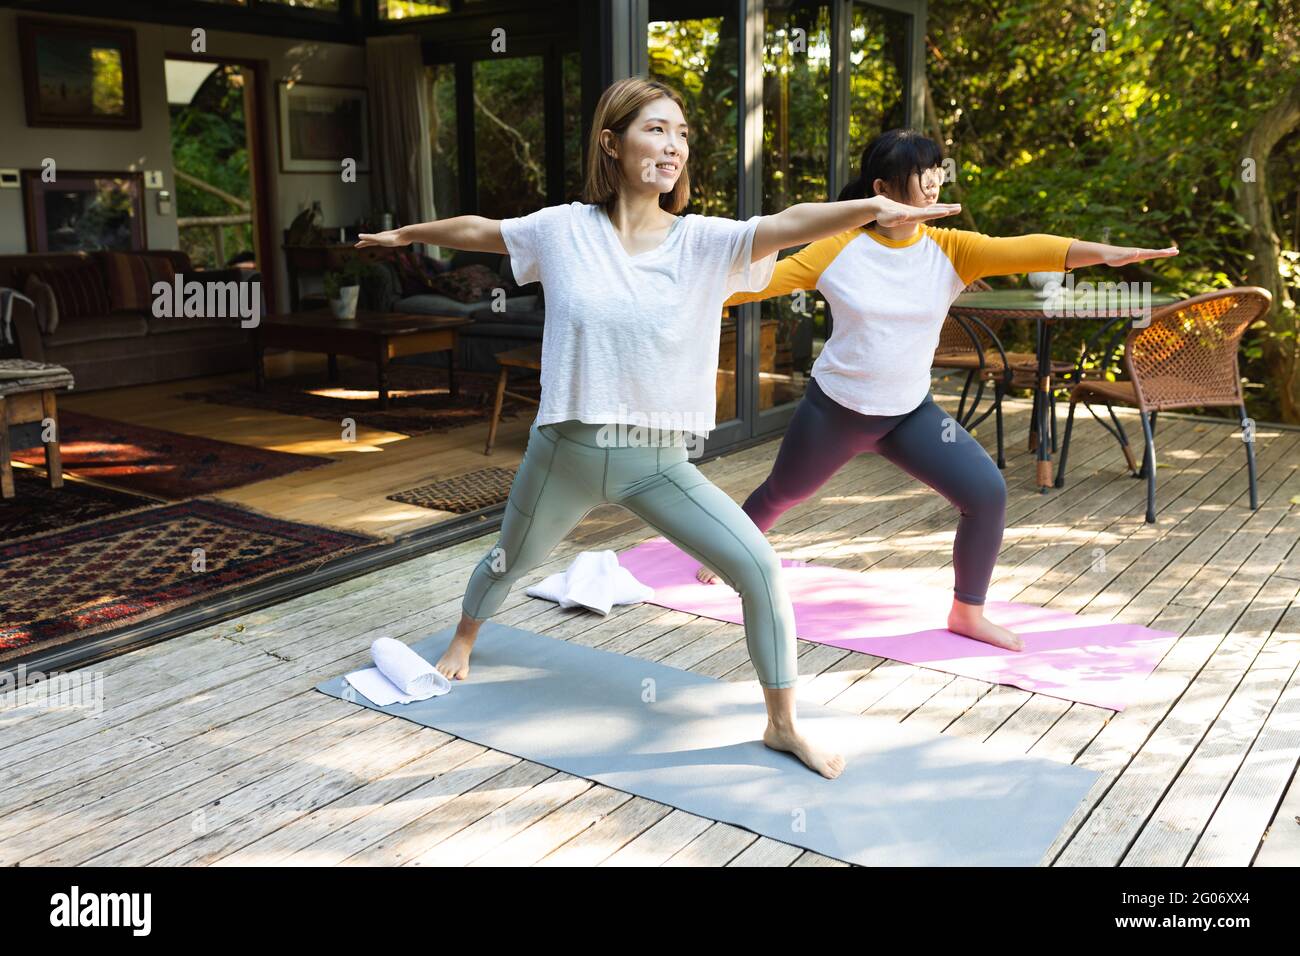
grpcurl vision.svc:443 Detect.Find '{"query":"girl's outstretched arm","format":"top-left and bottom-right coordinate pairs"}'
top-left (750, 196), bottom-right (961, 262)
top-left (934, 231), bottom-right (1178, 286)
top-left (355, 216), bottom-right (506, 254)
top-left (1064, 240), bottom-right (1179, 269)
top-left (724, 235), bottom-right (841, 307)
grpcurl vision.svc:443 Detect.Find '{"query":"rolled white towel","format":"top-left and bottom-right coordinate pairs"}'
top-left (344, 637), bottom-right (451, 706)
top-left (372, 637), bottom-right (451, 697)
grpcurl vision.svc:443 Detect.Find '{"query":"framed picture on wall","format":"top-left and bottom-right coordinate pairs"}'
top-left (277, 82), bottom-right (370, 174)
top-left (17, 17), bottom-right (141, 129)
top-left (21, 170), bottom-right (148, 253)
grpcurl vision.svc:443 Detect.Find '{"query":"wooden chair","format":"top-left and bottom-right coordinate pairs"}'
top-left (484, 344), bottom-right (542, 455)
top-left (1054, 287), bottom-right (1270, 523)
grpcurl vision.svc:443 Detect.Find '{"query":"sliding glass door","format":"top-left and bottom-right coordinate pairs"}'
top-left (758, 0), bottom-right (831, 417)
top-left (640, 1), bottom-right (919, 454)
top-left (648, 10), bottom-right (743, 434)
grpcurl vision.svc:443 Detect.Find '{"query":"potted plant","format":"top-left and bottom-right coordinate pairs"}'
top-left (324, 257), bottom-right (375, 319)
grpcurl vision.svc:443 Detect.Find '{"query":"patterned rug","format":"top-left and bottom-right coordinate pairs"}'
top-left (176, 363), bottom-right (539, 437)
top-left (387, 466), bottom-right (518, 514)
top-left (0, 468), bottom-right (159, 542)
top-left (10, 411), bottom-right (335, 500)
top-left (0, 498), bottom-right (379, 661)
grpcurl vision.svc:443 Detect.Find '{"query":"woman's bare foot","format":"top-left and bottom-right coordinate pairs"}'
top-left (435, 634), bottom-right (475, 679)
top-left (763, 721), bottom-right (846, 779)
top-left (695, 564), bottom-right (720, 584)
top-left (947, 600), bottom-right (1024, 651)
top-left (436, 613), bottom-right (484, 679)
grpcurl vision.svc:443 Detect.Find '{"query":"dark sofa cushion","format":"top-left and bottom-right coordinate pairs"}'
top-left (392, 293), bottom-right (485, 318)
top-left (100, 251), bottom-right (179, 312)
top-left (446, 250), bottom-right (543, 297)
top-left (46, 313), bottom-right (149, 346)
top-left (362, 260), bottom-right (404, 312)
top-left (427, 263), bottom-right (501, 303)
top-left (449, 250), bottom-right (503, 272)
top-left (392, 248), bottom-right (447, 296)
top-left (147, 313), bottom-right (245, 335)
top-left (25, 259), bottom-right (111, 319)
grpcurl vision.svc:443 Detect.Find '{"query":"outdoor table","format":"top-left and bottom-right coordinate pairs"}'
top-left (948, 288), bottom-right (1181, 492)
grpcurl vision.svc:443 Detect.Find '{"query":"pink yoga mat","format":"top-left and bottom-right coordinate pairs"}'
top-left (618, 537), bottom-right (1178, 712)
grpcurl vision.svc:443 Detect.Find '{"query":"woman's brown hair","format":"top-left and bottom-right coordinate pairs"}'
top-left (583, 77), bottom-right (691, 214)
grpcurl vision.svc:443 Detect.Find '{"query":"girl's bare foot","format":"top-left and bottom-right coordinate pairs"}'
top-left (695, 564), bottom-right (720, 584)
top-left (947, 601), bottom-right (1024, 651)
top-left (763, 721), bottom-right (846, 779)
top-left (435, 633), bottom-right (476, 679)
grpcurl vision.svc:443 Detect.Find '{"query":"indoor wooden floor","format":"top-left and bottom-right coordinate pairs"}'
top-left (52, 352), bottom-right (534, 538)
top-left (3, 390), bottom-right (1299, 866)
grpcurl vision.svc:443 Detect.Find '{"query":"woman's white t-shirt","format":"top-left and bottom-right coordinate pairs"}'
top-left (499, 201), bottom-right (777, 437)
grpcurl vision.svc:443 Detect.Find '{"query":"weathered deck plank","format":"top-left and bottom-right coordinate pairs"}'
top-left (4, 394), bottom-right (1297, 867)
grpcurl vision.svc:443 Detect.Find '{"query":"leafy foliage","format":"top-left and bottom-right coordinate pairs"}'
top-left (926, 0), bottom-right (1300, 419)
top-left (169, 64), bottom-right (252, 269)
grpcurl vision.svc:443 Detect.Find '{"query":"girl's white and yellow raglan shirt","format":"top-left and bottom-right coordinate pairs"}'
top-left (725, 224), bottom-right (1075, 416)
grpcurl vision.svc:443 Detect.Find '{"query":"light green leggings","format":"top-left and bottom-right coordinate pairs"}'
top-left (462, 419), bottom-right (798, 689)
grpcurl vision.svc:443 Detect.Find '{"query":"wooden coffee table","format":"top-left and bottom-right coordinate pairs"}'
top-left (251, 311), bottom-right (472, 409)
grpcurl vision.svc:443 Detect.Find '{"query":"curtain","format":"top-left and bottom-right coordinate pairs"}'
top-left (365, 34), bottom-right (438, 255)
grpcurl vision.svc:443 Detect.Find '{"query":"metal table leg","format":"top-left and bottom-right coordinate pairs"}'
top-left (1036, 318), bottom-right (1054, 491)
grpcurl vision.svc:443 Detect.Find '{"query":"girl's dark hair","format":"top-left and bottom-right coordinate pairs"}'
top-left (837, 129), bottom-right (944, 222)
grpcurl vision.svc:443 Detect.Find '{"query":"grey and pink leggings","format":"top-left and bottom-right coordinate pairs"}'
top-left (742, 376), bottom-right (1007, 605)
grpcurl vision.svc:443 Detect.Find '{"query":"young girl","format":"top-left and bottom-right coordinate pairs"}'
top-left (357, 81), bottom-right (961, 778)
top-left (696, 129), bottom-right (1178, 652)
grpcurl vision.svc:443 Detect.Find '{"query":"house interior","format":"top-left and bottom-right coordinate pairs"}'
top-left (0, 0), bottom-right (923, 667)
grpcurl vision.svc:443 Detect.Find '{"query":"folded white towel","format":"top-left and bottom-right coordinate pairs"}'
top-left (525, 550), bottom-right (653, 615)
top-left (344, 637), bottom-right (451, 706)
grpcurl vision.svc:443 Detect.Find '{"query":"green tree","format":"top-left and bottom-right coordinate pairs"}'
top-left (926, 0), bottom-right (1300, 420)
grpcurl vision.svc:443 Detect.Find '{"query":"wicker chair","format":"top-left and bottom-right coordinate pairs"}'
top-left (1054, 287), bottom-right (1270, 523)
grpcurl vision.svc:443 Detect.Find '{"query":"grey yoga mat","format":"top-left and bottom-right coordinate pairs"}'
top-left (315, 622), bottom-right (1098, 866)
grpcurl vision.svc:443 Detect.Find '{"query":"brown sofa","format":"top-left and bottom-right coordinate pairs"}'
top-left (0, 250), bottom-right (257, 392)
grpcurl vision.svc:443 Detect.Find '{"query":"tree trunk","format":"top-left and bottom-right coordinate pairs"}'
top-left (1238, 78), bottom-right (1300, 422)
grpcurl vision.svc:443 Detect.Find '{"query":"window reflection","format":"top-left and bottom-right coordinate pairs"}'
top-left (473, 56), bottom-right (547, 220)
top-left (427, 63), bottom-right (459, 235)
top-left (649, 14), bottom-right (740, 424)
top-left (760, 0), bottom-right (831, 412)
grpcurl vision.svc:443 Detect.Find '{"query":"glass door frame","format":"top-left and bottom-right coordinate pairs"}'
top-left (642, 0), bottom-right (923, 454)
top-left (426, 37), bottom-right (583, 215)
top-left (743, 0), bottom-right (924, 447)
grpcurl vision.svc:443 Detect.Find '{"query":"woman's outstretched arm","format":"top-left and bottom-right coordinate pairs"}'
top-left (355, 216), bottom-right (506, 254)
top-left (750, 196), bottom-right (962, 262)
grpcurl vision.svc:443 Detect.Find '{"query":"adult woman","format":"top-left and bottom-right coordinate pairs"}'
top-left (358, 81), bottom-right (960, 778)
top-left (696, 129), bottom-right (1178, 653)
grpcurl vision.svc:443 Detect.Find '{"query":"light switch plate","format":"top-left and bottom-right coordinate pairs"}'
top-left (0, 169), bottom-right (18, 189)
top-left (144, 170), bottom-right (164, 189)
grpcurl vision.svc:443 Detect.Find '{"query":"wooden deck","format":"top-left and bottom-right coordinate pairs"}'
top-left (3, 389), bottom-right (1299, 867)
